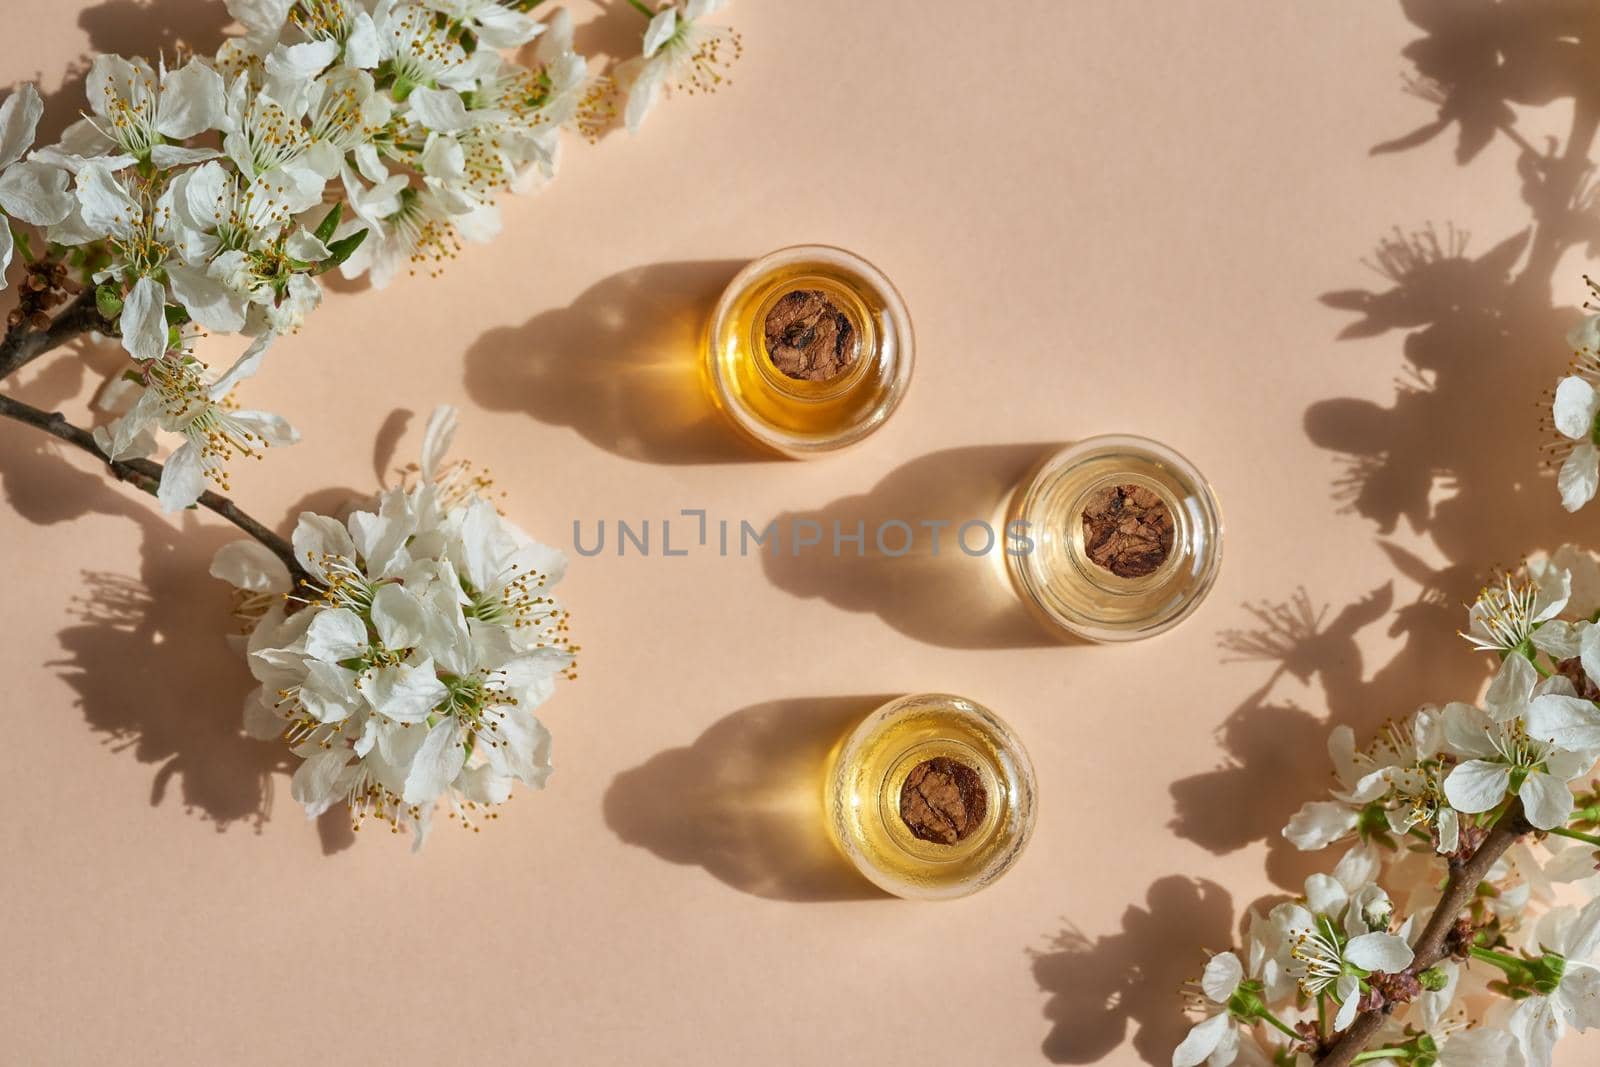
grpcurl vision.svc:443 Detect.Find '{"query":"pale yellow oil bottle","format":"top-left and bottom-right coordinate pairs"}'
top-left (824, 693), bottom-right (1036, 900)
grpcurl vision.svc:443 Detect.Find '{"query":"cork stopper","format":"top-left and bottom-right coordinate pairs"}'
top-left (899, 757), bottom-right (988, 845)
top-left (1081, 484), bottom-right (1175, 579)
top-left (762, 288), bottom-right (858, 382)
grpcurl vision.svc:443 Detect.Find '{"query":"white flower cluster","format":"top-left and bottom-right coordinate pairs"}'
top-left (1178, 548), bottom-right (1600, 1067)
top-left (211, 406), bottom-right (574, 847)
top-left (0, 0), bottom-right (740, 511)
top-left (1551, 301), bottom-right (1600, 511)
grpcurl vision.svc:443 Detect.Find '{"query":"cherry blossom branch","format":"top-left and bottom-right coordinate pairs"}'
top-left (0, 391), bottom-right (309, 586)
top-left (0, 287), bottom-right (103, 382)
top-left (1315, 802), bottom-right (1532, 1067)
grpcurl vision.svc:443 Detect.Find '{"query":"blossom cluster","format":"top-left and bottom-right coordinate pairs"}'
top-left (210, 406), bottom-right (574, 846)
top-left (0, 0), bottom-right (740, 511)
top-left (1177, 547), bottom-right (1600, 1067)
top-left (1549, 288), bottom-right (1600, 511)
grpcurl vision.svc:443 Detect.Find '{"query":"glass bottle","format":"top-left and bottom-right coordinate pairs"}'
top-left (1005, 434), bottom-right (1223, 642)
top-left (824, 693), bottom-right (1036, 900)
top-left (704, 245), bottom-right (914, 457)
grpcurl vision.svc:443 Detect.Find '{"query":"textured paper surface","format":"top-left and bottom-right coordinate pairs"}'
top-left (1, 2), bottom-right (1596, 1064)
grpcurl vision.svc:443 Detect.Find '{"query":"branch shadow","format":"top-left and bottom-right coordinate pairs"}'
top-left (759, 445), bottom-right (1066, 650)
top-left (0, 366), bottom-right (370, 854)
top-left (603, 695), bottom-right (895, 901)
top-left (1166, 2), bottom-right (1600, 899)
top-left (1032, 877), bottom-right (1236, 1066)
top-left (462, 259), bottom-right (759, 465)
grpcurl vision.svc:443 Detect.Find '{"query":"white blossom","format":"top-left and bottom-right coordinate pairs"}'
top-left (214, 407), bottom-right (573, 846)
top-left (0, 85), bottom-right (73, 289)
top-left (1442, 655), bottom-right (1598, 830)
top-left (1504, 898), bottom-right (1600, 1067)
top-left (620, 0), bottom-right (741, 132)
top-left (1278, 871), bottom-right (1414, 1032)
top-left (97, 338), bottom-right (295, 510)
top-left (1462, 568), bottom-right (1572, 657)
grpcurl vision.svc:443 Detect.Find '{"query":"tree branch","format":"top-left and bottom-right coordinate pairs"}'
top-left (0, 391), bottom-right (311, 587)
top-left (1315, 803), bottom-right (1531, 1067)
top-left (0, 287), bottom-right (104, 381)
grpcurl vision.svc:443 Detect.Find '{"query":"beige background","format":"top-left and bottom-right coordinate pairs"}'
top-left (2, 1), bottom-right (1597, 1064)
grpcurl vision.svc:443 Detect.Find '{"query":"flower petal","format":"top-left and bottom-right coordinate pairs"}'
top-left (402, 718), bottom-right (466, 805)
top-left (1485, 654), bottom-right (1536, 721)
top-left (120, 275), bottom-right (169, 362)
top-left (1560, 441), bottom-right (1600, 512)
top-left (1438, 1028), bottom-right (1522, 1067)
top-left (1444, 759), bottom-right (1512, 814)
top-left (156, 59), bottom-right (226, 139)
top-left (209, 540), bottom-right (291, 593)
top-left (290, 747), bottom-right (349, 817)
top-left (1555, 376), bottom-right (1600, 439)
top-left (1442, 702), bottom-right (1497, 758)
top-left (1345, 932), bottom-right (1413, 973)
top-left (1519, 771), bottom-right (1576, 831)
top-left (0, 159), bottom-right (73, 226)
top-left (304, 607), bottom-right (369, 663)
top-left (1283, 800), bottom-right (1359, 851)
top-left (1200, 952), bottom-right (1244, 1004)
top-left (371, 582), bottom-right (426, 650)
top-left (156, 442), bottom-right (206, 512)
top-left (0, 83), bottom-right (44, 169)
top-left (167, 262), bottom-right (247, 333)
top-left (1509, 996), bottom-right (1563, 1067)
top-left (1172, 1012), bottom-right (1230, 1067)
top-left (641, 8), bottom-right (677, 57)
top-left (359, 657), bottom-right (447, 724)
top-left (299, 660), bottom-right (363, 724)
top-left (410, 87), bottom-right (473, 132)
top-left (420, 404), bottom-right (456, 483)
top-left (75, 162), bottom-right (139, 241)
top-left (292, 512), bottom-right (357, 583)
top-left (1565, 897), bottom-right (1600, 963)
top-left (1527, 693), bottom-right (1600, 751)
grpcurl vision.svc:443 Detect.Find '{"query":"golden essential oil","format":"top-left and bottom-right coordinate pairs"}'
top-left (824, 693), bottom-right (1036, 900)
top-left (1005, 435), bottom-right (1223, 643)
top-left (705, 245), bottom-right (913, 457)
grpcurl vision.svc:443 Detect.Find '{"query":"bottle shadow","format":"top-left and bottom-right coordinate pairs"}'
top-left (463, 259), bottom-right (764, 465)
top-left (603, 695), bottom-right (898, 902)
top-left (759, 444), bottom-right (1068, 650)
top-left (1031, 876), bottom-right (1239, 1066)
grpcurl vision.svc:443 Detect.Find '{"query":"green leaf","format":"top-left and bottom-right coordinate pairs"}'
top-left (164, 304), bottom-right (190, 327)
top-left (95, 283), bottom-right (124, 320)
top-left (315, 228), bottom-right (368, 275)
top-left (313, 203), bottom-right (342, 244)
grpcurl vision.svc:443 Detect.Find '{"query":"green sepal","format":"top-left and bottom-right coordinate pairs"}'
top-left (95, 283), bottom-right (124, 320)
top-left (316, 228), bottom-right (368, 275)
top-left (313, 203), bottom-right (342, 244)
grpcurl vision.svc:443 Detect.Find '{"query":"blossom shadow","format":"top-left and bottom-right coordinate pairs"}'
top-left (758, 444), bottom-right (1066, 650)
top-left (51, 515), bottom-right (286, 833)
top-left (463, 259), bottom-right (761, 465)
top-left (603, 695), bottom-right (894, 901)
top-left (1032, 876), bottom-right (1236, 1066)
top-left (0, 393), bottom-right (365, 851)
top-left (16, 0), bottom-right (236, 145)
